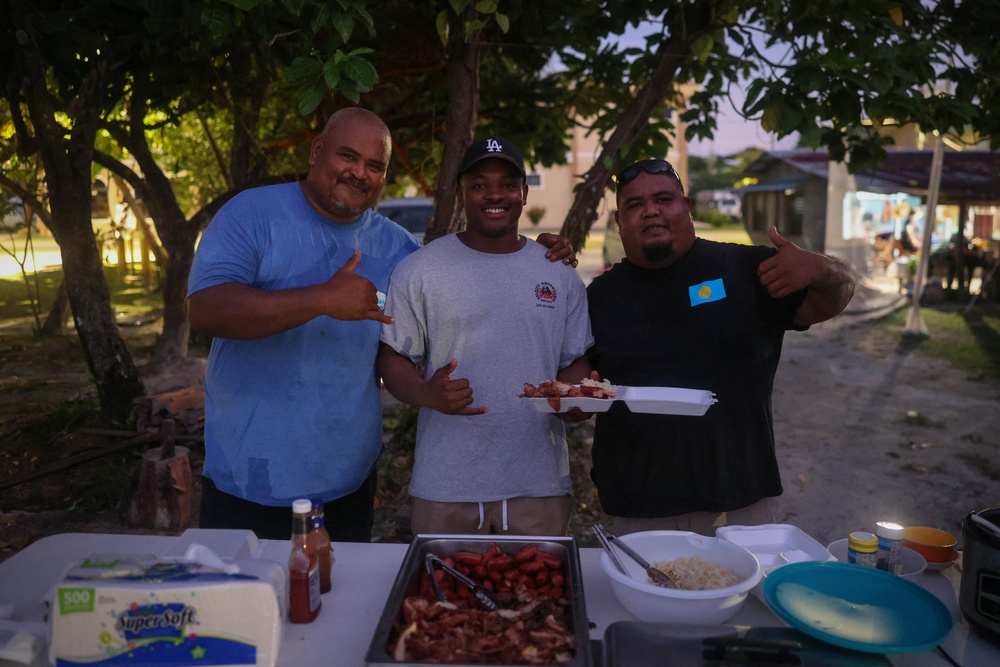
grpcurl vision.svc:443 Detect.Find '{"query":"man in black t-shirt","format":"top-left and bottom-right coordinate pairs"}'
top-left (586, 159), bottom-right (856, 536)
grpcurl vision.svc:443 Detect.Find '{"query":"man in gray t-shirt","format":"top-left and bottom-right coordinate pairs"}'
top-left (378, 137), bottom-right (593, 536)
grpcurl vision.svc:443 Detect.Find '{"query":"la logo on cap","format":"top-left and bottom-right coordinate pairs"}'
top-left (486, 138), bottom-right (502, 153)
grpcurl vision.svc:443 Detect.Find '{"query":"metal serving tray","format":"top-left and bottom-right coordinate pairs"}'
top-left (365, 534), bottom-right (593, 667)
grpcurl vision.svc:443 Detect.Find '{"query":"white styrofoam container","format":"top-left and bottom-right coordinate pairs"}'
top-left (716, 524), bottom-right (835, 600)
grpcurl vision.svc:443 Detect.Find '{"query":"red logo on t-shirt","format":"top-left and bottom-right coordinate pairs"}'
top-left (535, 282), bottom-right (557, 303)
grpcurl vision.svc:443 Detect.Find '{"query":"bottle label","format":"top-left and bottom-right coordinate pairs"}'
top-left (308, 565), bottom-right (321, 611)
top-left (848, 547), bottom-right (878, 568)
top-left (876, 536), bottom-right (903, 574)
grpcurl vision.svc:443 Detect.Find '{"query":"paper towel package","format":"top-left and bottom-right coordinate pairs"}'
top-left (48, 553), bottom-right (284, 667)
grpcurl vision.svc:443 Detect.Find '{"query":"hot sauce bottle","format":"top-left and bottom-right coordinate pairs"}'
top-left (288, 498), bottom-right (321, 623)
top-left (308, 498), bottom-right (333, 594)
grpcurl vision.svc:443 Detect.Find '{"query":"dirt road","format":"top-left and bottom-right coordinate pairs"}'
top-left (769, 284), bottom-right (1000, 547)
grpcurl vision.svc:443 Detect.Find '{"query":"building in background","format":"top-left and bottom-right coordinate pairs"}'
top-left (739, 147), bottom-right (1000, 294)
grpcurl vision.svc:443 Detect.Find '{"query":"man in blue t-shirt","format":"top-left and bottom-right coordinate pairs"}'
top-left (587, 159), bottom-right (856, 537)
top-left (188, 108), bottom-right (416, 541)
top-left (187, 110), bottom-right (577, 541)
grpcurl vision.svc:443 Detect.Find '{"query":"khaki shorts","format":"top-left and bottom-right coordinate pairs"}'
top-left (411, 495), bottom-right (573, 536)
top-left (603, 496), bottom-right (782, 537)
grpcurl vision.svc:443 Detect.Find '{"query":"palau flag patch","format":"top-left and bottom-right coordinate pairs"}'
top-left (688, 278), bottom-right (726, 306)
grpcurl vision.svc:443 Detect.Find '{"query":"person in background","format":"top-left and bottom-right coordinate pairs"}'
top-left (586, 158), bottom-right (856, 536)
top-left (187, 111), bottom-right (576, 541)
top-left (377, 137), bottom-right (593, 536)
top-left (899, 209), bottom-right (920, 255)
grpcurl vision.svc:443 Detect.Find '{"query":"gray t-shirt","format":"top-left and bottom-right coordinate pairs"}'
top-left (380, 234), bottom-right (593, 502)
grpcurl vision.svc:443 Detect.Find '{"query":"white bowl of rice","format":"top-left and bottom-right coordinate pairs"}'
top-left (599, 530), bottom-right (763, 624)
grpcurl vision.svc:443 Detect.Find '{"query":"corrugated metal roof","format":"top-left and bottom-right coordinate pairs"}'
top-left (743, 149), bottom-right (1000, 203)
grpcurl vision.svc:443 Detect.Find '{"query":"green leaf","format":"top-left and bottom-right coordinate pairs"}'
top-left (495, 12), bottom-right (509, 33)
top-left (761, 104), bottom-right (779, 133)
top-left (691, 35), bottom-right (714, 61)
top-left (284, 56), bottom-right (322, 84)
top-left (353, 5), bottom-right (374, 32)
top-left (278, 0), bottom-right (305, 17)
top-left (475, 0), bottom-right (498, 13)
top-left (743, 79), bottom-right (767, 114)
top-left (285, 57), bottom-right (323, 83)
top-left (332, 13), bottom-right (355, 44)
top-left (342, 87), bottom-right (360, 103)
top-left (449, 0), bottom-right (470, 15)
top-left (311, 3), bottom-right (330, 33)
top-left (200, 6), bottom-right (232, 43)
top-left (342, 56), bottom-right (378, 91)
top-left (436, 11), bottom-right (450, 46)
top-left (322, 60), bottom-right (342, 90)
top-left (298, 83), bottom-right (325, 115)
top-left (465, 19), bottom-right (486, 39)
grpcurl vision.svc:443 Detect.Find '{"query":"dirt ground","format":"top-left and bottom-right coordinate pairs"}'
top-left (1, 276), bottom-right (998, 561)
top-left (769, 284), bottom-right (1000, 546)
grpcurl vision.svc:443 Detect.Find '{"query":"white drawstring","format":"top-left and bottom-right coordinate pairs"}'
top-left (476, 500), bottom-right (510, 531)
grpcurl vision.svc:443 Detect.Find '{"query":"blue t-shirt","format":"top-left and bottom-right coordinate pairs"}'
top-left (187, 182), bottom-right (419, 506)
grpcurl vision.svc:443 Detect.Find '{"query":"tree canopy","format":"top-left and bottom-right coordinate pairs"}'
top-left (3, 0), bottom-right (998, 417)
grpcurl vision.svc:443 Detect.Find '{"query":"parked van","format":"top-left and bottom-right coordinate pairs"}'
top-left (376, 197), bottom-right (433, 245)
top-left (695, 190), bottom-right (742, 221)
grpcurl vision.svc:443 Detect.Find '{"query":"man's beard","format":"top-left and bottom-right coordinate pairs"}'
top-left (328, 178), bottom-right (369, 218)
top-left (642, 241), bottom-right (673, 264)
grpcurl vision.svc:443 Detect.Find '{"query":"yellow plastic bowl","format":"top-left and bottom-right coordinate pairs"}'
top-left (903, 526), bottom-right (958, 563)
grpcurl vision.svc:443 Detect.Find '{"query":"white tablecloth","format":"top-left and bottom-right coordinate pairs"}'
top-left (0, 530), bottom-right (995, 666)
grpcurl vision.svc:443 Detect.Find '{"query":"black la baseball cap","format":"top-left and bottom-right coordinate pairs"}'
top-left (457, 137), bottom-right (526, 181)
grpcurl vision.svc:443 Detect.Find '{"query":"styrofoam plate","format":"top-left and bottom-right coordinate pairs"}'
top-left (619, 386), bottom-right (717, 416)
top-left (526, 396), bottom-right (615, 413)
top-left (525, 386), bottom-right (717, 416)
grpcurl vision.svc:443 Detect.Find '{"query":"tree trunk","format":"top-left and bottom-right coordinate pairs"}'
top-left (40, 280), bottom-right (71, 335)
top-left (559, 24), bottom-right (708, 249)
top-left (59, 218), bottom-right (146, 420)
top-left (425, 6), bottom-right (481, 243)
top-left (11, 1), bottom-right (146, 422)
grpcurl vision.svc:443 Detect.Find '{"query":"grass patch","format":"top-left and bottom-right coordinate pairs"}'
top-left (0, 266), bottom-right (163, 325)
top-left (878, 307), bottom-right (1000, 381)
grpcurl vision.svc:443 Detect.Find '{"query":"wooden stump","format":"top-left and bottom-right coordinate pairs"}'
top-left (122, 420), bottom-right (193, 531)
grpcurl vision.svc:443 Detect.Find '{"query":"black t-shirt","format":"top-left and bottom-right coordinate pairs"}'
top-left (586, 239), bottom-right (807, 517)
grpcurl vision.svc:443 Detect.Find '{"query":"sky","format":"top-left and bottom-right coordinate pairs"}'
top-left (615, 21), bottom-right (802, 158)
top-left (686, 101), bottom-right (801, 158)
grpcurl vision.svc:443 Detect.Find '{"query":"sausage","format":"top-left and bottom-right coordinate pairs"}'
top-left (514, 545), bottom-right (538, 563)
top-left (453, 551), bottom-right (483, 567)
top-left (518, 557), bottom-right (546, 574)
top-left (536, 551), bottom-right (562, 569)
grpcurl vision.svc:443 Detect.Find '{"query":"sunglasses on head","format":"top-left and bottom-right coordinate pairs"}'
top-left (613, 159), bottom-right (682, 191)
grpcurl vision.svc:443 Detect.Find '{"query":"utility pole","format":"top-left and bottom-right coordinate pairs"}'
top-left (904, 132), bottom-right (945, 337)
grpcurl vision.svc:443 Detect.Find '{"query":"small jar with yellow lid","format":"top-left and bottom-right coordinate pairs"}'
top-left (847, 531), bottom-right (878, 568)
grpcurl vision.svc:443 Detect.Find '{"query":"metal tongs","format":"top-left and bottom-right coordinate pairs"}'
top-left (593, 522), bottom-right (677, 589)
top-left (424, 554), bottom-right (501, 610)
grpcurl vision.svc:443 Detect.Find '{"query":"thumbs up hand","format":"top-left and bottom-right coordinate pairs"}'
top-left (324, 249), bottom-right (393, 323)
